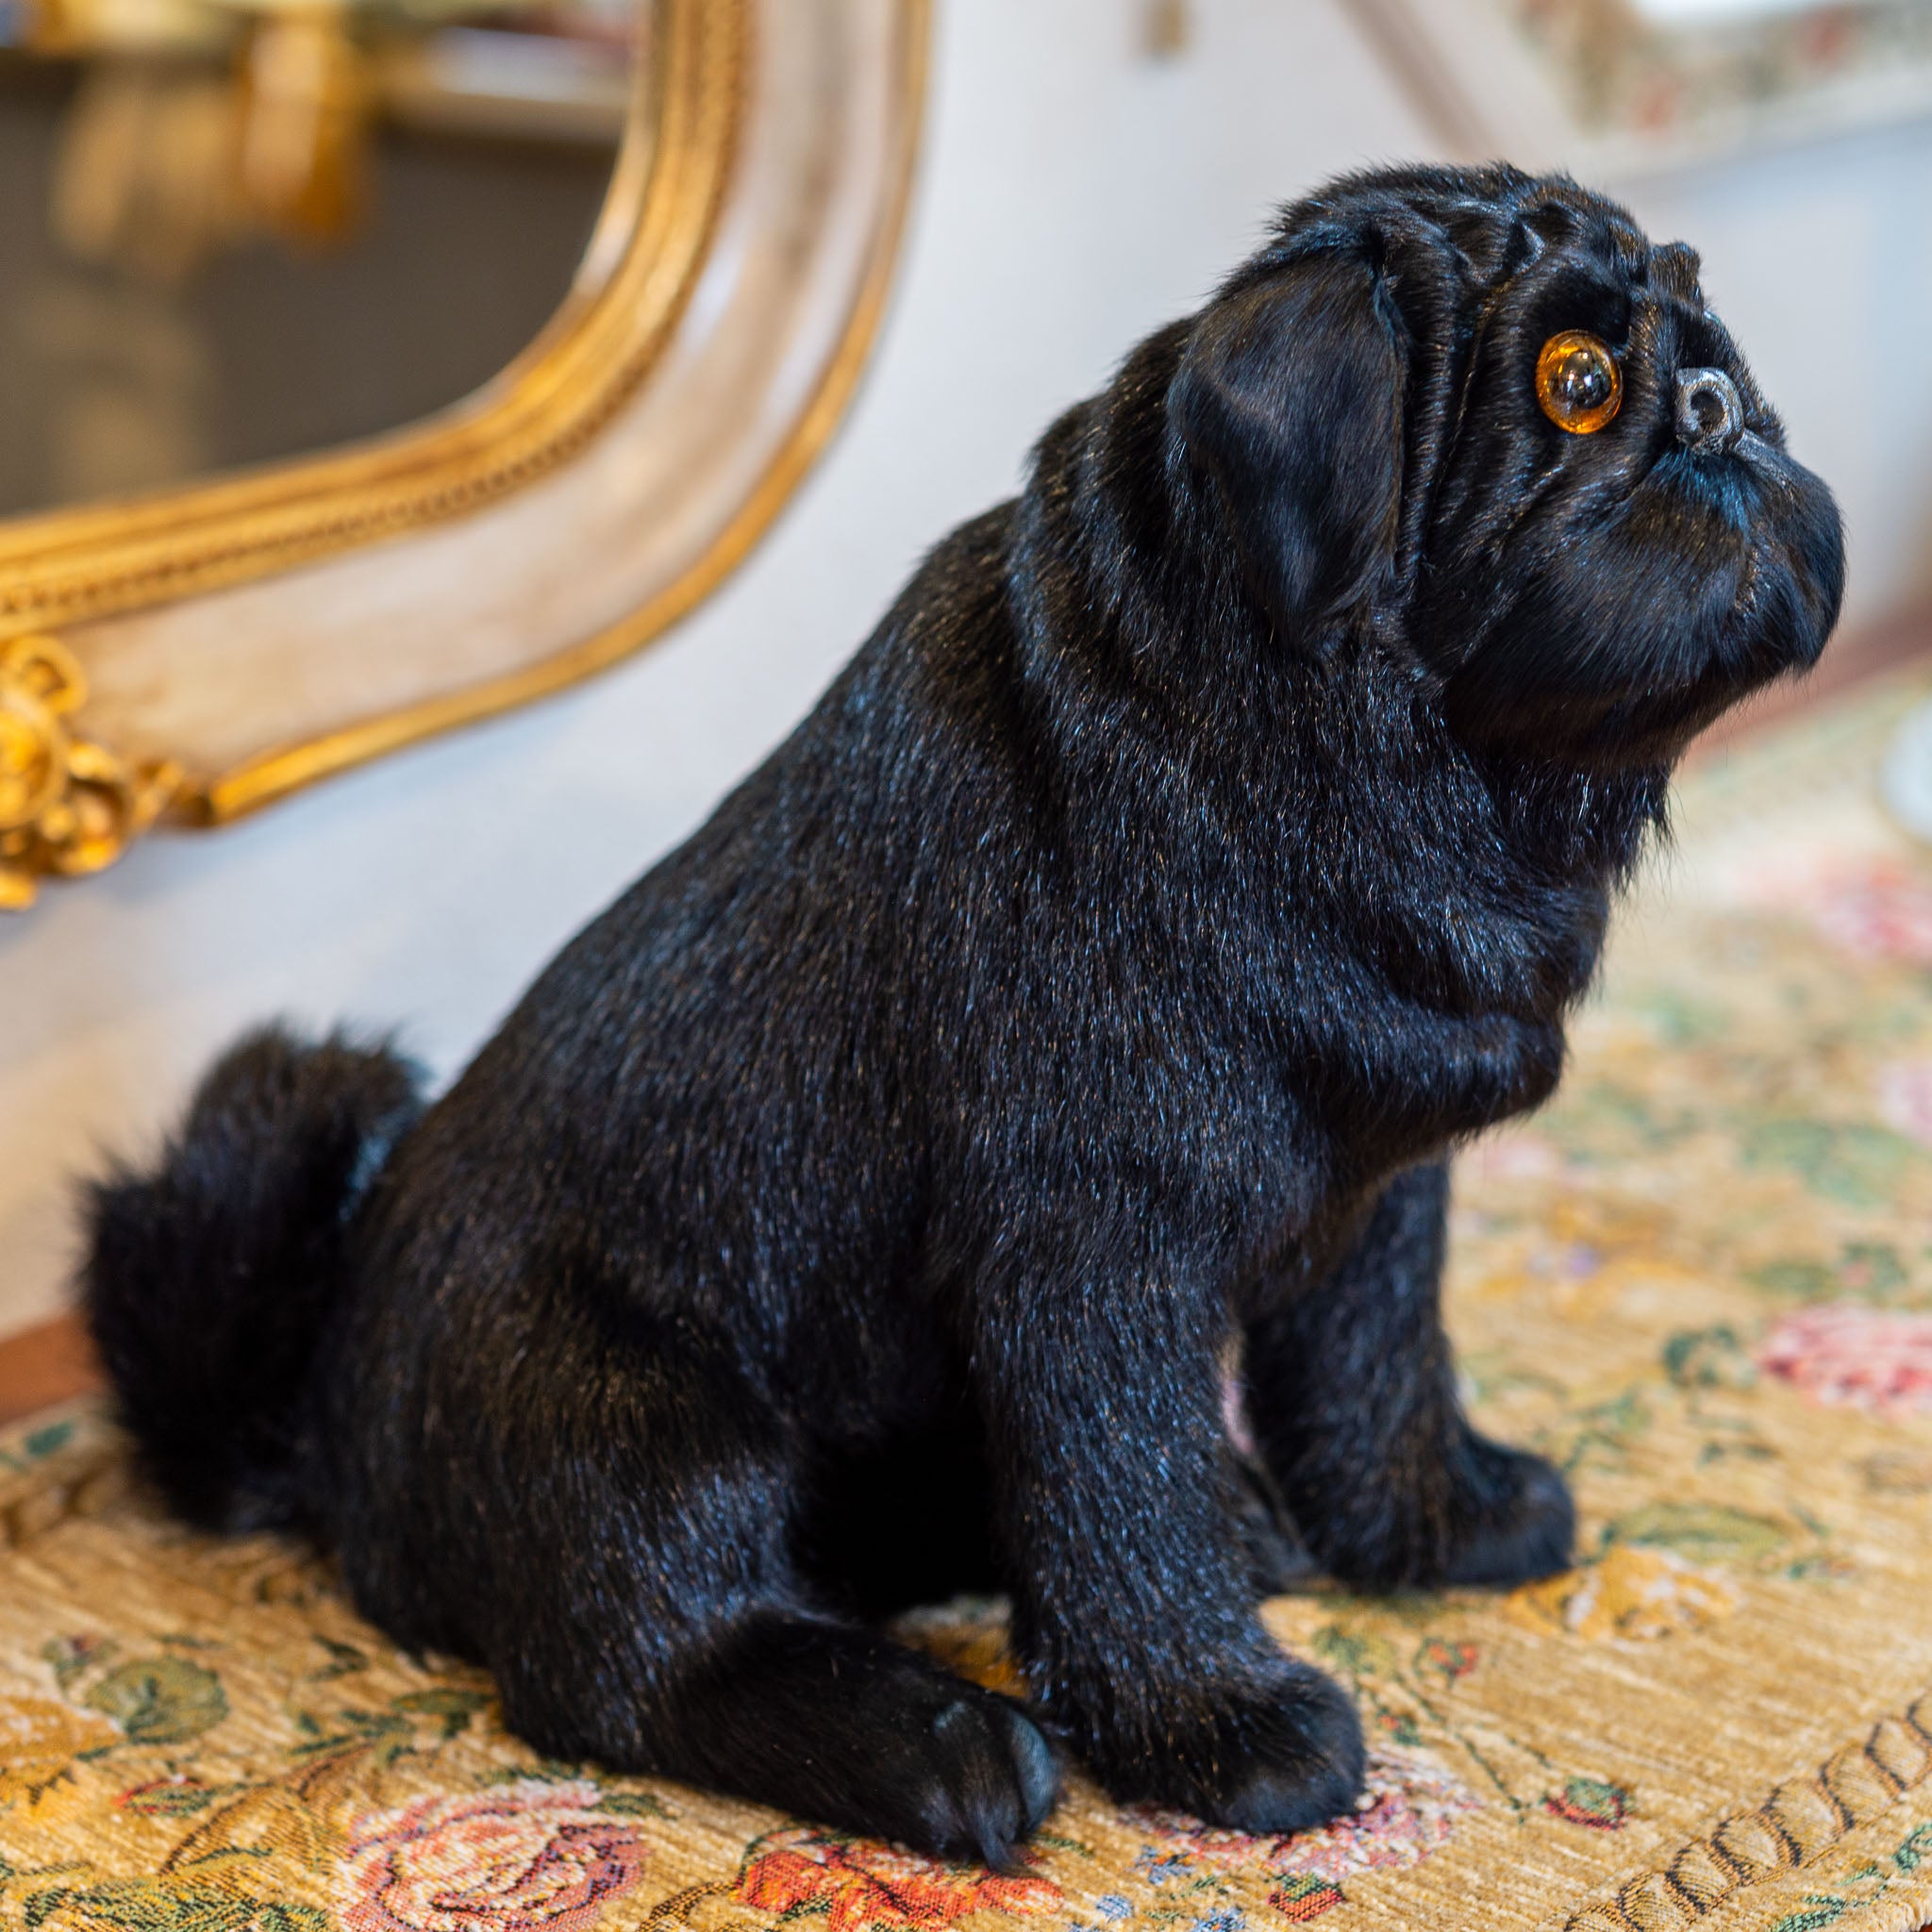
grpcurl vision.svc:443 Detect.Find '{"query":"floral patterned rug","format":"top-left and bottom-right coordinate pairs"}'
top-left (8, 674), bottom-right (1932, 1932)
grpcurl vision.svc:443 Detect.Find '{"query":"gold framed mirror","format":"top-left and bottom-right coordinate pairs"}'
top-left (0, 0), bottom-right (930, 907)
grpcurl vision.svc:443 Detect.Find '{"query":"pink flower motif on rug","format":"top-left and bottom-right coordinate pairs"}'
top-left (1132, 1751), bottom-right (1475, 1896)
top-left (733, 1826), bottom-right (1060, 1932)
top-left (1800, 862), bottom-right (1932, 967)
top-left (342, 1779), bottom-right (645, 1932)
top-left (1878, 1058), bottom-right (1932, 1148)
top-left (1759, 1304), bottom-right (1932, 1416)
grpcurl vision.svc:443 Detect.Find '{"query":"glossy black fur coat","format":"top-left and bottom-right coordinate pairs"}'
top-left (84, 166), bottom-right (1844, 1864)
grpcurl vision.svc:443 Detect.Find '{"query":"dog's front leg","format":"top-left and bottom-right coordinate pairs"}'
top-left (1243, 1159), bottom-right (1574, 1590)
top-left (973, 1237), bottom-right (1365, 1831)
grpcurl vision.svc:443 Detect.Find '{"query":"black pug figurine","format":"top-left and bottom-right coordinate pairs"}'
top-left (84, 166), bottom-right (1842, 1866)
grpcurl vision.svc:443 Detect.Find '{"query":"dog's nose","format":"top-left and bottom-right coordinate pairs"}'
top-left (1674, 367), bottom-right (1744, 456)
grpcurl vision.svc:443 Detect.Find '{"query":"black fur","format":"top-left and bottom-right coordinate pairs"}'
top-left (81, 166), bottom-right (1842, 1862)
top-left (82, 1028), bottom-right (424, 1531)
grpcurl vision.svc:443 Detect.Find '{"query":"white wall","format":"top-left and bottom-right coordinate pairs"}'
top-left (6, 0), bottom-right (1932, 1337)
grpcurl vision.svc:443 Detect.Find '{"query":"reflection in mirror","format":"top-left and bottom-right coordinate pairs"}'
top-left (0, 0), bottom-right (639, 518)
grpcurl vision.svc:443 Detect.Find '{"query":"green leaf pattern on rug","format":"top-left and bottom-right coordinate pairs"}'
top-left (82, 1658), bottom-right (227, 1746)
top-left (25, 1882), bottom-right (328, 1932)
top-left (1604, 1501), bottom-right (1788, 1565)
top-left (1740, 1120), bottom-right (1928, 1208)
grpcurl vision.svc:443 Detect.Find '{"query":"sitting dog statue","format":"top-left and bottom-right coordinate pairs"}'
top-left (83, 165), bottom-right (1843, 1866)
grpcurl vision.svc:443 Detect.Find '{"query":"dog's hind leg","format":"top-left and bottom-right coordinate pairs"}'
top-left (362, 1300), bottom-right (1058, 1864)
top-left (1242, 1160), bottom-right (1574, 1591)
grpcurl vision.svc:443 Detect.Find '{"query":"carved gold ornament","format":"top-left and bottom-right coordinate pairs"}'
top-left (0, 636), bottom-right (183, 909)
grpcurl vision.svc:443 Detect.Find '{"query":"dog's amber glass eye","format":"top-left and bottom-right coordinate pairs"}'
top-left (1536, 331), bottom-right (1622, 434)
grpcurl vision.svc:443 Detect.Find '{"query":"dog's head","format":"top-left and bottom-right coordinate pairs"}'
top-left (1169, 165), bottom-right (1844, 769)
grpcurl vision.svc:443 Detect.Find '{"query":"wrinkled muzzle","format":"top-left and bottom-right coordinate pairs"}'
top-left (1432, 420), bottom-right (1844, 770)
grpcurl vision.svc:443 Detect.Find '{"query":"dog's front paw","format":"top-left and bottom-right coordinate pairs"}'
top-left (1438, 1433), bottom-right (1574, 1587)
top-left (898, 1686), bottom-right (1062, 1866)
top-left (665, 1622), bottom-right (1059, 1869)
top-left (1100, 1659), bottom-right (1365, 1835)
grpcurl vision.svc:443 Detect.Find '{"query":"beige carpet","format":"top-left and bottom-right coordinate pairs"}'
top-left (6, 675), bottom-right (1932, 1932)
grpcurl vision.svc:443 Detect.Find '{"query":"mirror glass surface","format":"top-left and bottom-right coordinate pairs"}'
top-left (0, 0), bottom-right (639, 518)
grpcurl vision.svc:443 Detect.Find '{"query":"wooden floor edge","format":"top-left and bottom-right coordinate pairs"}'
top-left (0, 1313), bottom-right (103, 1430)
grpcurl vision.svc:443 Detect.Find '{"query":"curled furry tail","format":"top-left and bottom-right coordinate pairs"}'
top-left (81, 1025), bottom-right (425, 1531)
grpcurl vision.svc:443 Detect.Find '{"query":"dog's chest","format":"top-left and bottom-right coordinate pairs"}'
top-left (965, 758), bottom-right (1609, 1243)
top-left (1094, 892), bottom-right (1580, 1226)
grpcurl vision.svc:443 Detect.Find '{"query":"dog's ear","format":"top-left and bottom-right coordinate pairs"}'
top-left (1171, 247), bottom-right (1406, 633)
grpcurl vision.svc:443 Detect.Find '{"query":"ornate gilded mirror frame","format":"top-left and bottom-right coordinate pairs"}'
top-left (0, 0), bottom-right (930, 908)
